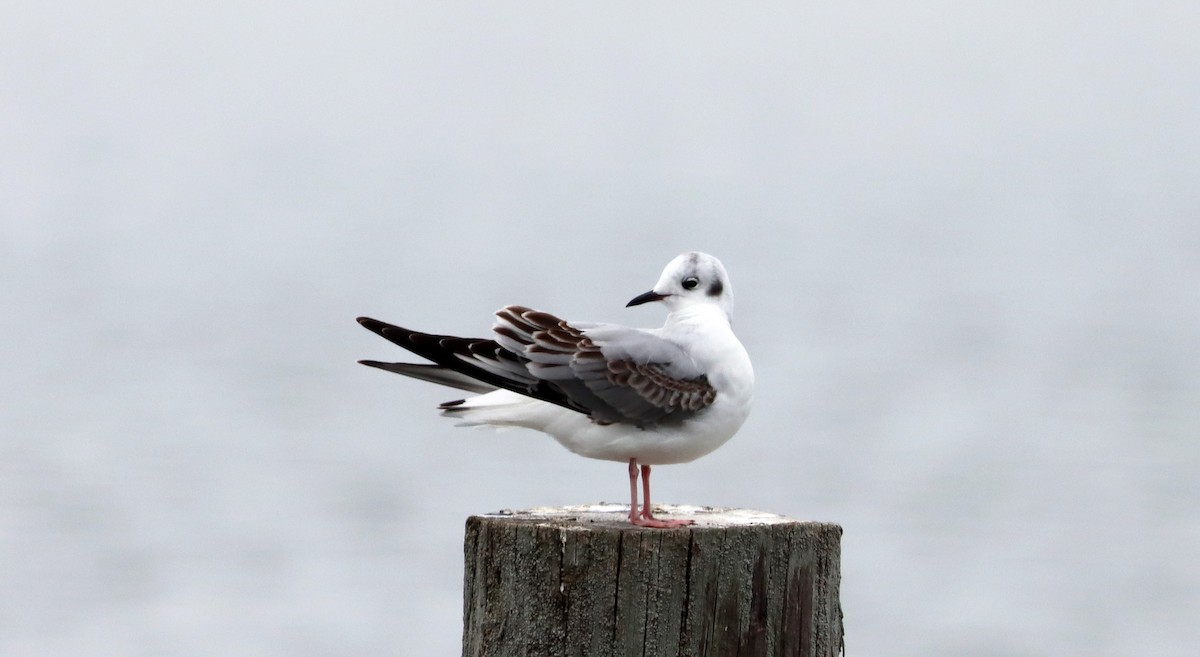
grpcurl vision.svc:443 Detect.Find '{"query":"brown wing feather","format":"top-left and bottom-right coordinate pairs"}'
top-left (493, 305), bottom-right (717, 425)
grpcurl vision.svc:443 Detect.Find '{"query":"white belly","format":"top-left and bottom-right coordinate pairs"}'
top-left (449, 389), bottom-right (752, 465)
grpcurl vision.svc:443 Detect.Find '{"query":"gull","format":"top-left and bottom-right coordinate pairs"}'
top-left (356, 252), bottom-right (754, 528)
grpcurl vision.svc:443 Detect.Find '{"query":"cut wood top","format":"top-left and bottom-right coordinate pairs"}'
top-left (473, 504), bottom-right (839, 531)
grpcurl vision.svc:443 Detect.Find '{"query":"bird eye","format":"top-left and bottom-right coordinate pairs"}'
top-left (682, 276), bottom-right (700, 290)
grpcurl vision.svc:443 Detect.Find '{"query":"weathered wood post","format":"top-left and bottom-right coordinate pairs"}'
top-left (463, 504), bottom-right (843, 657)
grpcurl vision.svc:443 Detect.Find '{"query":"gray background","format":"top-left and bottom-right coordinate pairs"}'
top-left (3, 3), bottom-right (1198, 656)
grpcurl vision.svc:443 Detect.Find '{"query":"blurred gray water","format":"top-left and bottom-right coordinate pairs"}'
top-left (3, 3), bottom-right (1198, 656)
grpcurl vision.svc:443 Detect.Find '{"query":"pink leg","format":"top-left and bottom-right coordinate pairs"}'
top-left (627, 458), bottom-right (641, 524)
top-left (627, 459), bottom-right (693, 529)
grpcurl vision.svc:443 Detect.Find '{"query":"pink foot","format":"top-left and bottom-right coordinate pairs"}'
top-left (632, 512), bottom-right (694, 529)
top-left (626, 458), bottom-right (695, 528)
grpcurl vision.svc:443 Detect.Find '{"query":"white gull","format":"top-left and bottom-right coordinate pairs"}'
top-left (357, 251), bottom-right (754, 528)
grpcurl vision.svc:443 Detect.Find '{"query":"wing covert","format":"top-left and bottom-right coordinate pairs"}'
top-left (492, 306), bottom-right (717, 426)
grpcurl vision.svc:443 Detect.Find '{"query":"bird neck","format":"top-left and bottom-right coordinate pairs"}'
top-left (664, 303), bottom-right (733, 332)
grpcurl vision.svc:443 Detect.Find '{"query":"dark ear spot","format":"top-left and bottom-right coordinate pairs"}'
top-left (707, 279), bottom-right (724, 297)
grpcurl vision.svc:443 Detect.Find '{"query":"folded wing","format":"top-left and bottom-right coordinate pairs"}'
top-left (357, 305), bottom-right (716, 427)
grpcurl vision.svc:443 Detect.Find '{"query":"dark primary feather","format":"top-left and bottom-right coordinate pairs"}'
top-left (356, 307), bottom-right (717, 426)
top-left (356, 361), bottom-right (494, 394)
top-left (356, 316), bottom-right (578, 413)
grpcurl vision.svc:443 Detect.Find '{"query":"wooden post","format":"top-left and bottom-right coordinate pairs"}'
top-left (463, 504), bottom-right (843, 657)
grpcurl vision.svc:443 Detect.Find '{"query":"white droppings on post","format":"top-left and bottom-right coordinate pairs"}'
top-left (481, 503), bottom-right (799, 527)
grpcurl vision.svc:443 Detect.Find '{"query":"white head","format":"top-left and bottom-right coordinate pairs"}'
top-left (626, 252), bottom-right (735, 318)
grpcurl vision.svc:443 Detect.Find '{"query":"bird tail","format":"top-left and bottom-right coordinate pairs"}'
top-left (437, 389), bottom-right (552, 428)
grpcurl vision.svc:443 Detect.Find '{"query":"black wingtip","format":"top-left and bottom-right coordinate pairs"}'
top-left (358, 359), bottom-right (394, 371)
top-left (438, 399), bottom-right (466, 410)
top-left (357, 317), bottom-right (412, 342)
